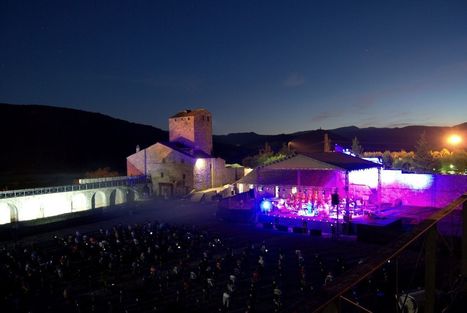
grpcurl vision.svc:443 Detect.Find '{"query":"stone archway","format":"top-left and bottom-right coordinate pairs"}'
top-left (109, 189), bottom-right (126, 206)
top-left (0, 203), bottom-right (17, 225)
top-left (91, 191), bottom-right (107, 209)
top-left (127, 189), bottom-right (136, 202)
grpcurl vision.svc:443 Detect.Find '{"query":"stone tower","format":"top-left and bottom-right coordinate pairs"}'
top-left (169, 109), bottom-right (213, 155)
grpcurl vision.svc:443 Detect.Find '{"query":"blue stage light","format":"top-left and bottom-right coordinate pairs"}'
top-left (260, 199), bottom-right (272, 212)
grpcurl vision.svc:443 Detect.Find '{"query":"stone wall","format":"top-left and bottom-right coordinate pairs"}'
top-left (193, 158), bottom-right (211, 190)
top-left (128, 145), bottom-right (242, 195)
top-left (0, 186), bottom-right (140, 225)
top-left (212, 158), bottom-right (226, 187)
top-left (127, 108), bottom-right (241, 195)
top-left (192, 158), bottom-right (239, 191)
top-left (127, 143), bottom-right (195, 196)
top-left (169, 116), bottom-right (195, 149)
top-left (168, 109), bottom-right (212, 155)
top-left (126, 147), bottom-right (147, 176)
top-left (192, 111), bottom-right (212, 154)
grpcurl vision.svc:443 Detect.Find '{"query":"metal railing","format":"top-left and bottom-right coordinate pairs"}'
top-left (0, 176), bottom-right (150, 199)
top-left (309, 192), bottom-right (467, 313)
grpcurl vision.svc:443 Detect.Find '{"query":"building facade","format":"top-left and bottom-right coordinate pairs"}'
top-left (127, 109), bottom-right (243, 197)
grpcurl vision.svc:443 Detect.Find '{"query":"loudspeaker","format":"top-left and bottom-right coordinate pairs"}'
top-left (276, 225), bottom-right (288, 232)
top-left (293, 227), bottom-right (306, 234)
top-left (310, 229), bottom-right (322, 236)
top-left (331, 193), bottom-right (339, 205)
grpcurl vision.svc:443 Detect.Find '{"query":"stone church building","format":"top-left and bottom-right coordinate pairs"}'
top-left (127, 109), bottom-right (242, 197)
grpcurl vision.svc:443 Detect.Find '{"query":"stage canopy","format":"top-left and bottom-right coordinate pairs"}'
top-left (237, 153), bottom-right (380, 187)
top-left (236, 169), bottom-right (340, 187)
top-left (302, 152), bottom-right (381, 171)
top-left (261, 154), bottom-right (341, 171)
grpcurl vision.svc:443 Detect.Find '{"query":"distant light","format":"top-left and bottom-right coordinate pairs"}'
top-left (260, 199), bottom-right (272, 212)
top-left (449, 164), bottom-right (455, 169)
top-left (447, 134), bottom-right (462, 146)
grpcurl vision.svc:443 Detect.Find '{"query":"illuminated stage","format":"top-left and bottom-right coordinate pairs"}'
top-left (255, 204), bottom-right (444, 243)
top-left (220, 153), bottom-right (466, 241)
top-left (256, 210), bottom-right (401, 243)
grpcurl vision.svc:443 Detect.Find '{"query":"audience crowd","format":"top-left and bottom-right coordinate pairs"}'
top-left (0, 221), bottom-right (402, 312)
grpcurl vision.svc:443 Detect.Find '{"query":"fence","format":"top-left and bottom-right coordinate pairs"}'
top-left (0, 176), bottom-right (149, 199)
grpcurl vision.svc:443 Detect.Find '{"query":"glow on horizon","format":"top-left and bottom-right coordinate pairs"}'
top-left (447, 134), bottom-right (462, 146)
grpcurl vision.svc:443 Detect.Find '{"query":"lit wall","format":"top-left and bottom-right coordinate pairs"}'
top-left (0, 184), bottom-right (145, 224)
top-left (0, 203), bottom-right (12, 225)
top-left (128, 143), bottom-right (194, 196)
top-left (42, 193), bottom-right (71, 217)
top-left (349, 169), bottom-right (466, 207)
top-left (92, 191), bottom-right (107, 208)
top-left (109, 189), bottom-right (126, 206)
top-left (194, 158), bottom-right (211, 190)
top-left (71, 193), bottom-right (88, 212)
top-left (349, 168), bottom-right (379, 189)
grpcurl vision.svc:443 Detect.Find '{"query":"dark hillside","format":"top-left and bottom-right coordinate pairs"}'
top-left (0, 103), bottom-right (168, 188)
top-left (1, 103), bottom-right (464, 189)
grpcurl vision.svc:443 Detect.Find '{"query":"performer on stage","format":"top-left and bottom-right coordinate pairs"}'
top-left (331, 189), bottom-right (340, 217)
top-left (306, 201), bottom-right (313, 215)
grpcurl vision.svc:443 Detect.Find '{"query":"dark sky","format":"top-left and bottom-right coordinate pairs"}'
top-left (1, 0), bottom-right (466, 134)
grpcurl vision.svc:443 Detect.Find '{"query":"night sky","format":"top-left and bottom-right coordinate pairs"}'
top-left (1, 0), bottom-right (466, 134)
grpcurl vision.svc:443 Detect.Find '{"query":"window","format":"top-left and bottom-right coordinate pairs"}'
top-left (160, 172), bottom-right (164, 178)
top-left (207, 116), bottom-right (210, 121)
top-left (182, 174), bottom-right (186, 180)
top-left (181, 159), bottom-right (185, 164)
top-left (162, 158), bottom-right (166, 163)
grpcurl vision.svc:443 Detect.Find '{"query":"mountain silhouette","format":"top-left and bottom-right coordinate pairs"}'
top-left (0, 103), bottom-right (464, 189)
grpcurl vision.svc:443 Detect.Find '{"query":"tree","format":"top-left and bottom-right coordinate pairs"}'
top-left (451, 150), bottom-right (467, 173)
top-left (278, 142), bottom-right (292, 156)
top-left (351, 137), bottom-right (364, 157)
top-left (242, 155), bottom-right (259, 168)
top-left (85, 167), bottom-right (119, 178)
top-left (382, 151), bottom-right (393, 169)
top-left (324, 133), bottom-right (331, 152)
top-left (392, 150), bottom-right (415, 171)
top-left (413, 132), bottom-right (435, 173)
top-left (259, 142), bottom-right (273, 156)
top-left (241, 142), bottom-right (290, 168)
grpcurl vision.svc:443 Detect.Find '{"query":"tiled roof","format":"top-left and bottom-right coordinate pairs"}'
top-left (260, 154), bottom-right (341, 171)
top-left (159, 141), bottom-right (213, 159)
top-left (237, 169), bottom-right (342, 187)
top-left (236, 152), bottom-right (379, 186)
top-left (303, 152), bottom-right (380, 171)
